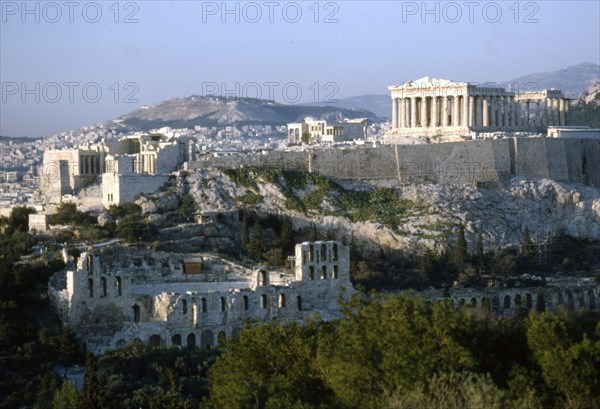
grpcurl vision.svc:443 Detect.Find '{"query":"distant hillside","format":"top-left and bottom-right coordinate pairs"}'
top-left (115, 96), bottom-right (378, 131)
top-left (307, 94), bottom-right (391, 119)
top-left (503, 62), bottom-right (600, 97)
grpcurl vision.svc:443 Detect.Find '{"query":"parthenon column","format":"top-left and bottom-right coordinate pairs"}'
top-left (524, 101), bottom-right (530, 127)
top-left (421, 97), bottom-right (428, 127)
top-left (495, 97), bottom-right (502, 127)
top-left (392, 99), bottom-right (398, 128)
top-left (475, 96), bottom-right (482, 127)
top-left (405, 98), bottom-right (410, 127)
top-left (502, 97), bottom-right (508, 129)
top-left (482, 96), bottom-right (489, 127)
top-left (553, 99), bottom-right (559, 126)
top-left (442, 96), bottom-right (448, 126)
top-left (564, 99), bottom-right (569, 124)
top-left (462, 95), bottom-right (469, 127)
top-left (515, 100), bottom-right (521, 127)
top-left (453, 96), bottom-right (460, 127)
top-left (468, 96), bottom-right (474, 127)
top-left (509, 96), bottom-right (515, 127)
top-left (431, 97), bottom-right (438, 127)
top-left (490, 96), bottom-right (496, 127)
top-left (545, 97), bottom-right (552, 126)
top-left (398, 98), bottom-right (405, 128)
top-left (410, 97), bottom-right (417, 128)
top-left (559, 99), bottom-right (566, 126)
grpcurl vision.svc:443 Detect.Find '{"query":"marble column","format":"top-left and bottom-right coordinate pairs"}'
top-left (442, 96), bottom-right (448, 126)
top-left (431, 97), bottom-right (438, 127)
top-left (509, 96), bottom-right (515, 127)
top-left (468, 96), bottom-right (475, 127)
top-left (535, 101), bottom-right (541, 127)
top-left (405, 98), bottom-right (410, 127)
top-left (475, 96), bottom-right (482, 127)
top-left (525, 101), bottom-right (530, 127)
top-left (398, 98), bottom-right (404, 128)
top-left (545, 97), bottom-right (552, 126)
top-left (482, 96), bottom-right (489, 127)
top-left (502, 96), bottom-right (509, 129)
top-left (515, 100), bottom-right (521, 127)
top-left (462, 95), bottom-right (469, 127)
top-left (563, 99), bottom-right (569, 125)
top-left (421, 97), bottom-right (427, 127)
top-left (454, 96), bottom-right (461, 126)
top-left (553, 99), bottom-right (559, 126)
top-left (496, 97), bottom-right (503, 128)
top-left (392, 98), bottom-right (398, 128)
top-left (410, 97), bottom-right (417, 128)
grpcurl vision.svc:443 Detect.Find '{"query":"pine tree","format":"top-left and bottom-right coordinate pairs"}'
top-left (452, 223), bottom-right (468, 269)
top-left (522, 227), bottom-right (534, 262)
top-left (476, 233), bottom-right (485, 271)
top-left (81, 353), bottom-right (104, 409)
top-left (247, 220), bottom-right (266, 260)
top-left (242, 211), bottom-right (250, 251)
top-left (280, 217), bottom-right (294, 253)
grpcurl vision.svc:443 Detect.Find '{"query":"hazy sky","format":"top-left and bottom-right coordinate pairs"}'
top-left (1, 0), bottom-right (599, 137)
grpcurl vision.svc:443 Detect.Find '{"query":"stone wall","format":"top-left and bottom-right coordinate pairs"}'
top-left (188, 138), bottom-right (600, 187)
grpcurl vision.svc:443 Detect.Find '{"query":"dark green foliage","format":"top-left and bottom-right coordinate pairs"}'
top-left (569, 100), bottom-right (600, 128)
top-left (52, 202), bottom-right (96, 226)
top-left (0, 205), bottom-right (37, 233)
top-left (452, 223), bottom-right (468, 269)
top-left (115, 219), bottom-right (158, 243)
top-left (178, 194), bottom-right (196, 221)
top-left (246, 220), bottom-right (266, 260)
top-left (107, 203), bottom-right (142, 219)
top-left (241, 211), bottom-right (249, 250)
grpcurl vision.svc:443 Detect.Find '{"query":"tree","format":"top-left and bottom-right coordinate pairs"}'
top-left (452, 223), bottom-right (468, 269)
top-left (7, 205), bottom-right (36, 233)
top-left (476, 233), bottom-right (485, 270)
top-left (419, 248), bottom-right (437, 286)
top-left (81, 353), bottom-right (105, 409)
top-left (280, 217), bottom-right (294, 253)
top-left (52, 380), bottom-right (80, 409)
top-left (522, 227), bottom-right (534, 260)
top-left (179, 194), bottom-right (196, 221)
top-left (246, 220), bottom-right (265, 260)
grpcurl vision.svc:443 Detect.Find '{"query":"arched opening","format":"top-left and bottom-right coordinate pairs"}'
top-left (515, 294), bottom-right (522, 306)
top-left (149, 334), bottom-right (162, 347)
top-left (171, 334), bottom-right (182, 346)
top-left (259, 269), bottom-right (268, 286)
top-left (182, 299), bottom-right (188, 315)
top-left (525, 293), bottom-right (533, 309)
top-left (320, 243), bottom-right (326, 261)
top-left (492, 296), bottom-right (500, 311)
top-left (333, 265), bottom-right (338, 279)
top-left (243, 295), bottom-right (249, 310)
top-left (308, 244), bottom-right (314, 262)
top-left (321, 266), bottom-right (327, 280)
top-left (115, 276), bottom-right (122, 296)
top-left (279, 293), bottom-right (286, 308)
top-left (187, 333), bottom-right (196, 349)
top-left (88, 278), bottom-right (94, 298)
top-left (220, 297), bottom-right (226, 312)
top-left (308, 266), bottom-right (315, 280)
top-left (503, 295), bottom-right (511, 309)
top-left (116, 339), bottom-right (126, 348)
top-left (297, 295), bottom-right (302, 311)
top-left (261, 294), bottom-right (268, 309)
top-left (589, 290), bottom-right (596, 310)
top-left (470, 297), bottom-right (477, 307)
top-left (332, 243), bottom-right (338, 261)
top-left (557, 291), bottom-right (565, 306)
top-left (87, 254), bottom-right (93, 274)
top-left (458, 298), bottom-right (465, 307)
top-left (481, 297), bottom-right (489, 311)
top-left (132, 305), bottom-right (140, 323)
top-left (201, 297), bottom-right (207, 313)
top-left (100, 277), bottom-right (107, 297)
top-left (217, 331), bottom-right (226, 348)
top-left (201, 330), bottom-right (213, 350)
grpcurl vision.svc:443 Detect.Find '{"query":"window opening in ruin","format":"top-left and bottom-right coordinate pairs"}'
top-left (526, 293), bottom-right (533, 309)
top-left (132, 305), bottom-right (140, 323)
top-left (503, 295), bottom-right (511, 309)
top-left (259, 270), bottom-right (268, 286)
top-left (261, 294), bottom-right (267, 308)
top-left (220, 297), bottom-right (226, 312)
top-left (243, 295), bottom-right (249, 310)
top-left (333, 265), bottom-right (338, 279)
top-left (470, 297), bottom-right (477, 307)
top-left (187, 333), bottom-right (196, 349)
top-left (87, 255), bottom-right (93, 275)
top-left (100, 277), bottom-right (107, 297)
top-left (321, 266), bottom-right (327, 279)
top-left (320, 243), bottom-right (326, 261)
top-left (149, 334), bottom-right (162, 347)
top-left (172, 334), bottom-right (181, 346)
top-left (297, 295), bottom-right (302, 311)
top-left (182, 299), bottom-right (188, 315)
top-left (201, 298), bottom-right (207, 313)
top-left (115, 276), bottom-right (122, 296)
top-left (308, 244), bottom-right (314, 262)
top-left (309, 266), bottom-right (315, 280)
top-left (279, 293), bottom-right (286, 308)
top-left (88, 278), bottom-right (93, 298)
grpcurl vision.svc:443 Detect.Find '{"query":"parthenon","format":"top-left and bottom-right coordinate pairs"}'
top-left (389, 77), bottom-right (570, 139)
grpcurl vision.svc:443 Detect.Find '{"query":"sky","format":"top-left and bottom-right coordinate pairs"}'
top-left (1, 0), bottom-right (599, 137)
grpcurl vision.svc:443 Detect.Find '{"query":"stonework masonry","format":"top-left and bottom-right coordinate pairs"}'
top-left (49, 241), bottom-right (353, 354)
top-left (188, 138), bottom-right (600, 188)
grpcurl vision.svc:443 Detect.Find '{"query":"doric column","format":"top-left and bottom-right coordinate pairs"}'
top-left (392, 98), bottom-right (398, 128)
top-left (453, 96), bottom-right (460, 126)
top-left (515, 100), bottom-right (521, 127)
top-left (410, 97), bottom-right (417, 128)
top-left (468, 96), bottom-right (475, 127)
top-left (561, 99), bottom-right (567, 125)
top-left (398, 98), bottom-right (404, 128)
top-left (525, 101), bottom-right (530, 127)
top-left (405, 98), bottom-right (410, 127)
top-left (474, 96), bottom-right (482, 127)
top-left (545, 97), bottom-right (552, 126)
top-left (482, 96), bottom-right (489, 127)
top-left (509, 96), bottom-right (515, 127)
top-left (421, 97), bottom-right (427, 127)
top-left (535, 101), bottom-right (541, 127)
top-left (553, 98), bottom-right (559, 126)
top-left (502, 96), bottom-right (508, 129)
top-left (462, 95), bottom-right (469, 127)
top-left (442, 96), bottom-right (448, 126)
top-left (432, 97), bottom-right (438, 127)
top-left (489, 96), bottom-right (495, 127)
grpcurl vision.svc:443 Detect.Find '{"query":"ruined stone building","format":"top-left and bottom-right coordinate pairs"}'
top-left (40, 131), bottom-right (192, 206)
top-left (389, 77), bottom-right (571, 140)
top-left (49, 241), bottom-right (353, 354)
top-left (287, 117), bottom-right (368, 145)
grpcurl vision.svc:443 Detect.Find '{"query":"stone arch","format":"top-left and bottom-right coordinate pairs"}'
top-left (525, 293), bottom-right (533, 309)
top-left (470, 297), bottom-right (477, 307)
top-left (115, 276), bottom-right (122, 296)
top-left (88, 278), bottom-right (94, 298)
top-left (279, 293), bottom-right (286, 308)
top-left (258, 269), bottom-right (268, 286)
top-left (332, 243), bottom-right (338, 261)
top-left (566, 290), bottom-right (574, 309)
top-left (171, 334), bottom-right (182, 346)
top-left (132, 304), bottom-right (140, 323)
top-left (220, 297), bottom-right (226, 312)
top-left (333, 265), bottom-right (339, 279)
top-left (308, 244), bottom-right (314, 262)
top-left (515, 294), bottom-right (523, 306)
top-left (261, 294), bottom-right (268, 309)
top-left (557, 291), bottom-right (565, 306)
top-left (321, 265), bottom-right (327, 280)
top-left (187, 333), bottom-right (196, 349)
top-left (116, 339), bottom-right (126, 348)
top-left (320, 243), bottom-right (327, 261)
top-left (100, 276), bottom-right (107, 297)
top-left (297, 295), bottom-right (302, 311)
top-left (308, 266), bottom-right (315, 280)
top-left (149, 334), bottom-right (162, 347)
top-left (243, 295), bottom-right (249, 310)
top-left (182, 299), bottom-right (188, 315)
top-left (201, 330), bottom-right (214, 349)
top-left (201, 297), bottom-right (207, 312)
top-left (217, 331), bottom-right (226, 347)
top-left (503, 295), bottom-right (511, 310)
top-left (458, 298), bottom-right (465, 307)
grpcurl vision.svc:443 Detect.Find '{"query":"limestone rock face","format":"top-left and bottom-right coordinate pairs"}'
top-left (97, 212), bottom-right (114, 227)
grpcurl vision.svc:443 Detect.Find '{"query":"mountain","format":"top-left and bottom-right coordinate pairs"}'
top-left (115, 96), bottom-right (378, 131)
top-left (307, 94), bottom-right (391, 119)
top-left (503, 62), bottom-right (600, 98)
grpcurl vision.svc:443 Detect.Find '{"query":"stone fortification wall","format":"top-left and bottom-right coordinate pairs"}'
top-left (188, 138), bottom-right (600, 187)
